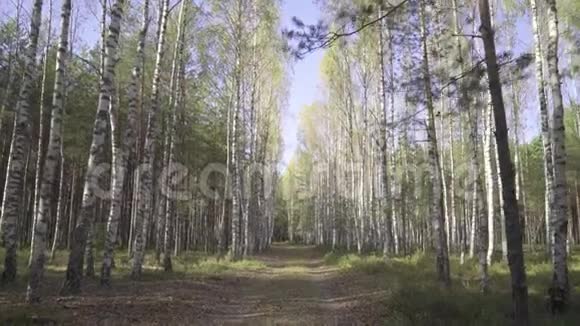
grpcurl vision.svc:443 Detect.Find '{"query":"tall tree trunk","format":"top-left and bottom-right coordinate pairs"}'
top-left (50, 155), bottom-right (67, 261)
top-left (479, 0), bottom-right (529, 323)
top-left (27, 0), bottom-right (71, 303)
top-left (101, 0), bottom-right (149, 287)
top-left (511, 81), bottom-right (522, 262)
top-left (84, 220), bottom-right (95, 277)
top-left (483, 104), bottom-right (495, 266)
top-left (544, 0), bottom-right (569, 308)
top-left (163, 0), bottom-right (187, 272)
top-left (0, 0), bottom-right (43, 283)
top-left (377, 6), bottom-right (393, 256)
top-left (449, 114), bottom-right (457, 252)
top-left (470, 102), bottom-right (489, 293)
top-left (420, 0), bottom-right (450, 287)
top-left (85, 0), bottom-right (108, 279)
top-left (131, 0), bottom-right (170, 278)
top-left (31, 0), bottom-right (53, 261)
top-left (229, 3), bottom-right (244, 261)
top-left (530, 0), bottom-right (554, 254)
top-left (155, 134), bottom-right (168, 262)
top-left (439, 98), bottom-right (450, 253)
top-left (387, 28), bottom-right (398, 256)
top-left (61, 0), bottom-right (125, 294)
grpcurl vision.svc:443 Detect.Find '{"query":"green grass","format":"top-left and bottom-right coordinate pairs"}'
top-left (323, 249), bottom-right (580, 325)
top-left (3, 246), bottom-right (580, 325)
top-left (0, 247), bottom-right (267, 324)
top-left (0, 247), bottom-right (264, 284)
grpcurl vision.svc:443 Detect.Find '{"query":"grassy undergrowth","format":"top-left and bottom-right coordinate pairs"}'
top-left (2, 246), bottom-right (580, 325)
top-left (0, 248), bottom-right (266, 324)
top-left (0, 247), bottom-right (267, 283)
top-left (324, 249), bottom-right (580, 325)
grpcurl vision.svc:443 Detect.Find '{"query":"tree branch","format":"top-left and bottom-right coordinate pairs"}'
top-left (451, 33), bottom-right (482, 38)
top-left (291, 0), bottom-right (410, 59)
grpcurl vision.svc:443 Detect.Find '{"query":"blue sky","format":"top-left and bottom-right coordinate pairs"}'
top-left (279, 0), bottom-right (324, 168)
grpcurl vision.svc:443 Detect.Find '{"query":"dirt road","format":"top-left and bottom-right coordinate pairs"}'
top-left (1, 245), bottom-right (386, 325)
top-left (194, 244), bottom-right (373, 325)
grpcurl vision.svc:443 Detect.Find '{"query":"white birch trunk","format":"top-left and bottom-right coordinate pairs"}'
top-left (0, 0), bottom-right (43, 283)
top-left (545, 0), bottom-right (570, 307)
top-left (131, 0), bottom-right (170, 278)
top-left (27, 0), bottom-right (70, 302)
top-left (61, 0), bottom-right (125, 294)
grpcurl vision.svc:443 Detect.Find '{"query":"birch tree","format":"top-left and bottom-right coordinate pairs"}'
top-left (131, 0), bottom-right (170, 278)
top-left (544, 0), bottom-right (570, 309)
top-left (0, 0), bottom-right (43, 283)
top-left (377, 6), bottom-right (393, 256)
top-left (163, 0), bottom-right (187, 272)
top-left (27, 0), bottom-right (71, 303)
top-left (483, 104), bottom-right (495, 266)
top-left (31, 0), bottom-right (53, 257)
top-left (61, 0), bottom-right (126, 294)
top-left (101, 0), bottom-right (150, 287)
top-left (530, 0), bottom-right (555, 254)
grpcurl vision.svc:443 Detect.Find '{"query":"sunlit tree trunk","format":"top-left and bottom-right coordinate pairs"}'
top-left (0, 0), bottom-right (43, 283)
top-left (61, 0), bottom-right (125, 294)
top-left (385, 28), bottom-right (398, 255)
top-left (83, 0), bottom-right (109, 280)
top-left (50, 151), bottom-right (66, 261)
top-left (27, 0), bottom-right (71, 302)
top-left (131, 0), bottom-right (170, 278)
top-left (449, 113), bottom-right (457, 252)
top-left (483, 104), bottom-right (494, 266)
top-left (544, 0), bottom-right (569, 308)
top-left (530, 0), bottom-right (554, 254)
top-left (163, 0), bottom-right (187, 272)
top-left (511, 81), bottom-right (521, 262)
top-left (230, 49), bottom-right (243, 260)
top-left (101, 0), bottom-right (150, 286)
top-left (31, 0), bottom-right (53, 259)
top-left (438, 98), bottom-right (450, 253)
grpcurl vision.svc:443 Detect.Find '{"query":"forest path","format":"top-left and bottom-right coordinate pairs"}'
top-left (194, 244), bottom-right (365, 325)
top-left (1, 244), bottom-right (387, 325)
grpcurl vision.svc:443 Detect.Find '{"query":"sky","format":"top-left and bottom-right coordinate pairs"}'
top-left (279, 0), bottom-right (325, 169)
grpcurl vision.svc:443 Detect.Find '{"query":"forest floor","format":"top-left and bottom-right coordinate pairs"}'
top-left (2, 244), bottom-right (580, 325)
top-left (0, 244), bottom-right (381, 325)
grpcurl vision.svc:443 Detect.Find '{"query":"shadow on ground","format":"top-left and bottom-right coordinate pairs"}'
top-left (2, 245), bottom-right (580, 325)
